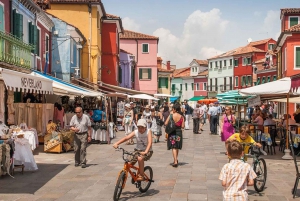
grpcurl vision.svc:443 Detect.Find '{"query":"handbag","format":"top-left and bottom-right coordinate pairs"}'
top-left (165, 114), bottom-right (176, 134)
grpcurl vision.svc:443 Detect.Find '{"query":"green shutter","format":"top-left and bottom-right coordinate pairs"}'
top-left (245, 76), bottom-right (248, 85)
top-left (172, 84), bottom-right (175, 91)
top-left (191, 83), bottom-right (194, 90)
top-left (248, 76), bottom-right (252, 85)
top-left (28, 22), bottom-right (32, 44)
top-left (36, 28), bottom-right (40, 56)
top-left (139, 68), bottom-right (142, 79)
top-left (267, 76), bottom-right (270, 82)
top-left (273, 75), bottom-right (276, 81)
top-left (262, 77), bottom-right (265, 84)
top-left (158, 77), bottom-right (161, 88)
top-left (19, 14), bottom-right (23, 40)
top-left (0, 5), bottom-right (4, 32)
top-left (118, 67), bottom-right (122, 83)
top-left (33, 25), bottom-right (37, 54)
top-left (185, 83), bottom-right (187, 91)
top-left (131, 67), bottom-right (135, 82)
top-left (148, 68), bottom-right (151, 79)
top-left (257, 78), bottom-right (260, 85)
top-left (14, 11), bottom-right (20, 38)
top-left (234, 59), bottom-right (238, 66)
top-left (296, 47), bottom-right (300, 68)
top-left (290, 17), bottom-right (298, 27)
top-left (165, 78), bottom-right (168, 89)
top-left (180, 84), bottom-right (182, 91)
top-left (12, 9), bottom-right (17, 36)
top-left (247, 57), bottom-right (251, 65)
top-left (235, 77), bottom-right (238, 86)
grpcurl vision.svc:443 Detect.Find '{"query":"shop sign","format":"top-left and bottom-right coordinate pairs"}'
top-left (248, 96), bottom-right (261, 107)
top-left (21, 77), bottom-right (42, 89)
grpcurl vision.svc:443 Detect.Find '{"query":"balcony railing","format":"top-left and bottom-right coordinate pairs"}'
top-left (0, 31), bottom-right (33, 69)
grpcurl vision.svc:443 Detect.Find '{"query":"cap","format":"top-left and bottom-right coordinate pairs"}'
top-left (150, 106), bottom-right (155, 109)
top-left (125, 103), bottom-right (131, 108)
top-left (137, 119), bottom-right (147, 127)
top-left (145, 105), bottom-right (150, 109)
top-left (130, 102), bottom-right (133, 104)
top-left (214, 101), bottom-right (219, 104)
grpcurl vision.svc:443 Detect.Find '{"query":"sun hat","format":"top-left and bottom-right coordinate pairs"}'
top-left (145, 105), bottom-right (150, 109)
top-left (137, 119), bottom-right (147, 127)
top-left (125, 103), bottom-right (131, 108)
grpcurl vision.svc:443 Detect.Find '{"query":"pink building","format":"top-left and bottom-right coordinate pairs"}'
top-left (120, 30), bottom-right (159, 94)
top-left (194, 70), bottom-right (208, 97)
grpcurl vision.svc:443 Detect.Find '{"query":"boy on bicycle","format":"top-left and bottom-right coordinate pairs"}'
top-left (225, 125), bottom-right (262, 157)
top-left (113, 119), bottom-right (153, 181)
top-left (219, 141), bottom-right (257, 201)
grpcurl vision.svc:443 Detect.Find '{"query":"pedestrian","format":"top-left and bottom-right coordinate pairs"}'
top-left (219, 141), bottom-right (257, 201)
top-left (165, 103), bottom-right (184, 167)
top-left (123, 103), bottom-right (134, 145)
top-left (151, 106), bottom-right (163, 143)
top-left (143, 105), bottom-right (152, 129)
top-left (273, 102), bottom-right (278, 119)
top-left (208, 102), bottom-right (219, 135)
top-left (192, 104), bottom-right (201, 134)
top-left (220, 106), bottom-right (235, 152)
top-left (131, 102), bottom-right (138, 130)
top-left (184, 100), bottom-right (192, 130)
top-left (70, 107), bottom-right (92, 168)
top-left (113, 119), bottom-right (153, 181)
top-left (201, 103), bottom-right (208, 124)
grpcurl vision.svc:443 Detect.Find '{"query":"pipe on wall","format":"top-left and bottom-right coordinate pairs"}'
top-left (88, 3), bottom-right (92, 81)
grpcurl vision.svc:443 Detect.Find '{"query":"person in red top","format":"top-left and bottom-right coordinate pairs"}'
top-left (164, 103), bottom-right (185, 167)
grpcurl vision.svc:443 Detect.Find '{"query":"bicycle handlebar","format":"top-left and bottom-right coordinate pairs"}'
top-left (115, 147), bottom-right (141, 162)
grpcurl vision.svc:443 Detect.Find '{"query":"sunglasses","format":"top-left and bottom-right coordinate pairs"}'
top-left (225, 109), bottom-right (229, 110)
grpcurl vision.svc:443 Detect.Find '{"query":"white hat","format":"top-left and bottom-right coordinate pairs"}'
top-left (125, 103), bottom-right (131, 108)
top-left (130, 102), bottom-right (133, 104)
top-left (137, 119), bottom-right (147, 127)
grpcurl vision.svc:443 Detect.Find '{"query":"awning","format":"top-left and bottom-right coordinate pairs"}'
top-left (100, 82), bottom-right (154, 95)
top-left (189, 96), bottom-right (205, 101)
top-left (170, 96), bottom-right (180, 102)
top-left (31, 71), bottom-right (102, 97)
top-left (0, 68), bottom-right (53, 94)
top-left (129, 94), bottom-right (159, 100)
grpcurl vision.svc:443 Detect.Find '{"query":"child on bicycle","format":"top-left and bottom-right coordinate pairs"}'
top-left (113, 119), bottom-right (153, 181)
top-left (225, 125), bottom-right (262, 158)
top-left (219, 141), bottom-right (257, 201)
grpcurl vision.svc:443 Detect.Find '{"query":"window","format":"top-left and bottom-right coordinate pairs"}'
top-left (273, 75), bottom-right (277, 81)
top-left (45, 35), bottom-right (49, 52)
top-left (242, 58), bottom-right (248, 66)
top-left (290, 17), bottom-right (299, 28)
top-left (219, 61), bottom-right (222, 68)
top-left (248, 75), bottom-right (252, 86)
top-left (234, 59), bottom-right (238, 67)
top-left (224, 77), bottom-right (227, 90)
top-left (235, 77), bottom-right (238, 87)
top-left (247, 57), bottom-right (251, 65)
top-left (229, 77), bottom-right (232, 90)
top-left (210, 62), bottom-right (212, 68)
top-left (139, 68), bottom-right (152, 80)
top-left (224, 60), bottom-right (226, 67)
top-left (36, 28), bottom-right (40, 56)
top-left (209, 78), bottom-right (212, 91)
top-left (192, 68), bottom-right (194, 72)
top-left (268, 44), bottom-right (274, 50)
top-left (131, 67), bottom-right (135, 82)
top-left (185, 83), bottom-right (187, 91)
top-left (172, 84), bottom-right (176, 92)
top-left (196, 83), bottom-right (199, 90)
top-left (242, 76), bottom-right (246, 86)
top-left (295, 46), bottom-right (300, 68)
top-left (180, 84), bottom-right (182, 91)
top-left (262, 77), bottom-right (266, 84)
top-left (0, 4), bottom-right (4, 32)
top-left (215, 61), bottom-right (218, 68)
top-left (158, 77), bottom-right (168, 88)
top-left (267, 76), bottom-right (270, 83)
top-left (230, 59), bottom-right (232, 66)
top-left (215, 78), bottom-right (218, 91)
top-left (257, 77), bottom-right (260, 85)
top-left (191, 83), bottom-right (194, 90)
top-left (12, 10), bottom-right (23, 40)
top-left (203, 83), bottom-right (207, 90)
top-left (142, 43), bottom-right (149, 53)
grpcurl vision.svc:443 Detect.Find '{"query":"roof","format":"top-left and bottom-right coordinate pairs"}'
top-left (195, 59), bottom-right (208, 66)
top-left (248, 38), bottom-right (272, 46)
top-left (120, 49), bottom-right (133, 55)
top-left (284, 24), bottom-right (300, 32)
top-left (198, 70), bottom-right (208, 76)
top-left (49, 0), bottom-right (101, 3)
top-left (208, 47), bottom-right (243, 60)
top-left (280, 8), bottom-right (300, 19)
top-left (158, 67), bottom-right (174, 73)
top-left (232, 46), bottom-right (265, 56)
top-left (106, 13), bottom-right (119, 18)
top-left (120, 30), bottom-right (159, 40)
top-left (34, 0), bottom-right (51, 9)
top-left (173, 67), bottom-right (190, 78)
top-left (254, 58), bottom-right (266, 64)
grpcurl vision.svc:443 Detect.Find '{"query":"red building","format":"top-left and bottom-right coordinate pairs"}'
top-left (194, 70), bottom-right (208, 97)
top-left (101, 14), bottom-right (123, 85)
top-left (233, 38), bottom-right (277, 89)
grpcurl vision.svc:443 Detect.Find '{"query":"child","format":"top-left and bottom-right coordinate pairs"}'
top-left (113, 119), bottom-right (153, 181)
top-left (225, 125), bottom-right (262, 157)
top-left (219, 141), bottom-right (257, 201)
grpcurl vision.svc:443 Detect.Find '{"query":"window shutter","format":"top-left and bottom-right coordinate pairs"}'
top-left (273, 75), bottom-right (276, 81)
top-left (267, 76), bottom-right (270, 82)
top-left (12, 9), bottom-right (17, 36)
top-left (185, 83), bottom-right (187, 91)
top-left (19, 13), bottom-right (23, 40)
top-left (296, 47), bottom-right (300, 68)
top-left (245, 76), bottom-right (248, 85)
top-left (248, 76), bottom-right (252, 85)
top-left (33, 25), bottom-right (37, 54)
top-left (290, 17), bottom-right (298, 27)
top-left (158, 77), bottom-right (161, 88)
top-left (28, 22), bottom-right (32, 44)
top-left (36, 28), bottom-right (40, 56)
top-left (257, 78), bottom-right (260, 85)
top-left (118, 66), bottom-right (122, 83)
top-left (14, 11), bottom-right (20, 38)
top-left (139, 68), bottom-right (142, 79)
top-left (131, 67), bottom-right (135, 82)
top-left (165, 78), bottom-right (168, 89)
top-left (0, 5), bottom-right (4, 32)
top-left (191, 83), bottom-right (194, 90)
top-left (148, 68), bottom-right (151, 79)
top-left (172, 84), bottom-right (175, 91)
top-left (180, 84), bottom-right (182, 91)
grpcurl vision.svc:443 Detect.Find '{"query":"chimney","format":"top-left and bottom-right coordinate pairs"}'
top-left (157, 58), bottom-right (162, 68)
top-left (167, 61), bottom-right (170, 70)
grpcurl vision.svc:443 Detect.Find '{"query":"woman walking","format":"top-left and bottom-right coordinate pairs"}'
top-left (122, 103), bottom-right (134, 145)
top-left (164, 103), bottom-right (184, 167)
top-left (151, 106), bottom-right (163, 143)
top-left (143, 105), bottom-right (152, 129)
top-left (220, 106), bottom-right (235, 153)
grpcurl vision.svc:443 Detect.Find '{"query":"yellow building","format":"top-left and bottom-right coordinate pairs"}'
top-left (47, 0), bottom-right (106, 83)
top-left (157, 57), bottom-right (175, 95)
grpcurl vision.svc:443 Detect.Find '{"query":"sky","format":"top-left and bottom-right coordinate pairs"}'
top-left (102, 0), bottom-right (300, 68)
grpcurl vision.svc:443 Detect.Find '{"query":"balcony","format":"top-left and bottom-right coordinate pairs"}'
top-left (0, 31), bottom-right (33, 69)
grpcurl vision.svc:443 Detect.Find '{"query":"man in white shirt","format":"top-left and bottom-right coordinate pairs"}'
top-left (201, 103), bottom-right (208, 125)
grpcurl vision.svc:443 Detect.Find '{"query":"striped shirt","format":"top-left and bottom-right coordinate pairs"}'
top-left (219, 159), bottom-right (257, 201)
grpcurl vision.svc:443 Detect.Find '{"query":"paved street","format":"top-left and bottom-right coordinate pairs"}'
top-left (0, 123), bottom-right (299, 201)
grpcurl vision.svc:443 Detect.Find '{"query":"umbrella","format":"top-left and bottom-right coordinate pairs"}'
top-left (129, 94), bottom-right (159, 100)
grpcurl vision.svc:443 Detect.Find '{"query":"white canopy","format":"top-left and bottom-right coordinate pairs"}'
top-left (106, 92), bottom-right (129, 99)
top-left (271, 96), bottom-right (300, 103)
top-left (240, 77), bottom-right (292, 95)
top-left (154, 93), bottom-right (174, 97)
top-left (129, 94), bottom-right (159, 100)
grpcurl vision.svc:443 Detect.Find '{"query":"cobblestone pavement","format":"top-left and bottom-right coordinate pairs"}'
top-left (0, 123), bottom-right (299, 201)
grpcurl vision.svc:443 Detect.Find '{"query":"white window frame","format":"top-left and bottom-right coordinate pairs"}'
top-left (242, 57), bottom-right (247, 66)
top-left (235, 76), bottom-right (238, 87)
top-left (294, 46), bottom-right (300, 69)
top-left (289, 16), bottom-right (299, 28)
top-left (142, 43), bottom-right (149, 53)
top-left (203, 82), bottom-right (207, 91)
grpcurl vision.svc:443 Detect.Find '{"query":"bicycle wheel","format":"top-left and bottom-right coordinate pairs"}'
top-left (113, 171), bottom-right (126, 201)
top-left (254, 158), bottom-right (267, 192)
top-left (139, 166), bottom-right (153, 193)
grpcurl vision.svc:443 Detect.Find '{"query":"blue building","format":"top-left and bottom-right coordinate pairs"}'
top-left (47, 13), bottom-right (86, 82)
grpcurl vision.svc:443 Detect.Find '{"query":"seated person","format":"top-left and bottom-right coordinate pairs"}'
top-left (225, 126), bottom-right (262, 159)
top-left (282, 114), bottom-right (296, 127)
top-left (252, 113), bottom-right (264, 125)
top-left (113, 119), bottom-right (153, 181)
top-left (264, 114), bottom-right (276, 126)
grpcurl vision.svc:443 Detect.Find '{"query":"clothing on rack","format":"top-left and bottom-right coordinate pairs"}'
top-left (0, 143), bottom-right (11, 176)
top-left (14, 137), bottom-right (38, 171)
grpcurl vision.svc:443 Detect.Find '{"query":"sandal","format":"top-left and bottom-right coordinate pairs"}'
top-left (125, 142), bottom-right (130, 145)
top-left (136, 175), bottom-right (145, 181)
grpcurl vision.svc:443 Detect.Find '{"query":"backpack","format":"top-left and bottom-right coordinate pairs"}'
top-left (92, 110), bottom-right (102, 122)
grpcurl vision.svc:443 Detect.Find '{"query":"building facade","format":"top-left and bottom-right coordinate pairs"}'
top-left (189, 59), bottom-right (208, 98)
top-left (119, 49), bottom-right (135, 89)
top-left (120, 30), bottom-right (159, 94)
top-left (157, 58), bottom-right (175, 96)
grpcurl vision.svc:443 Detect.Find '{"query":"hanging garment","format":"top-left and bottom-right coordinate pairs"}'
top-left (14, 138), bottom-right (38, 171)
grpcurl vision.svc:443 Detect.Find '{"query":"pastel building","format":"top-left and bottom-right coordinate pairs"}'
top-left (119, 49), bottom-right (135, 89)
top-left (189, 59), bottom-right (208, 99)
top-left (157, 57), bottom-right (175, 96)
top-left (171, 67), bottom-right (190, 102)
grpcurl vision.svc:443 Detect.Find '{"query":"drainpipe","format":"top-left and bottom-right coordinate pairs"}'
top-left (88, 3), bottom-right (92, 82)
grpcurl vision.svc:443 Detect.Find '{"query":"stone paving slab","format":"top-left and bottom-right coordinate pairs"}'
top-left (0, 123), bottom-right (298, 200)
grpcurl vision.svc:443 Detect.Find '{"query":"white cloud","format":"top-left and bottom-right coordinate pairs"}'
top-left (254, 11), bottom-right (261, 17)
top-left (122, 17), bottom-right (140, 32)
top-left (154, 8), bottom-right (229, 68)
top-left (262, 10), bottom-right (280, 39)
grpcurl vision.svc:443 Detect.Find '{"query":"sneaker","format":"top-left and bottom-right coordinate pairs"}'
top-left (260, 149), bottom-right (268, 156)
top-left (81, 164), bottom-right (86, 168)
top-left (75, 163), bottom-right (79, 167)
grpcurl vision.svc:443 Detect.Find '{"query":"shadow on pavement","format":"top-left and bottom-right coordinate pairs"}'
top-left (119, 189), bottom-right (159, 200)
top-left (178, 162), bottom-right (189, 166)
top-left (0, 163), bottom-right (68, 194)
top-left (248, 188), bottom-right (266, 196)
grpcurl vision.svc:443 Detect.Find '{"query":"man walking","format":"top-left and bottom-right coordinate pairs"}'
top-left (208, 102), bottom-right (219, 135)
top-left (192, 104), bottom-right (201, 134)
top-left (70, 107), bottom-right (92, 168)
top-left (201, 103), bottom-right (208, 125)
top-left (184, 100), bottom-right (192, 130)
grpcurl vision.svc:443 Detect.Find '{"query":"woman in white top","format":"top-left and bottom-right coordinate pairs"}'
top-left (143, 105), bottom-right (152, 129)
top-left (122, 103), bottom-right (134, 145)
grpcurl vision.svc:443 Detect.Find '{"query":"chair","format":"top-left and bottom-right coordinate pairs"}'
top-left (289, 131), bottom-right (300, 198)
top-left (266, 125), bottom-right (276, 155)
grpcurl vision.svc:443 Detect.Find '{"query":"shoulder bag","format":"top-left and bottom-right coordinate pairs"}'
top-left (165, 114), bottom-right (176, 134)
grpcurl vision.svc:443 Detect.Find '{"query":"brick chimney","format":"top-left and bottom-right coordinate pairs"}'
top-left (167, 61), bottom-right (170, 70)
top-left (157, 57), bottom-right (162, 68)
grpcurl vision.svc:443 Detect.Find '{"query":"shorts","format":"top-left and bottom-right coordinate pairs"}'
top-left (130, 150), bottom-right (153, 163)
